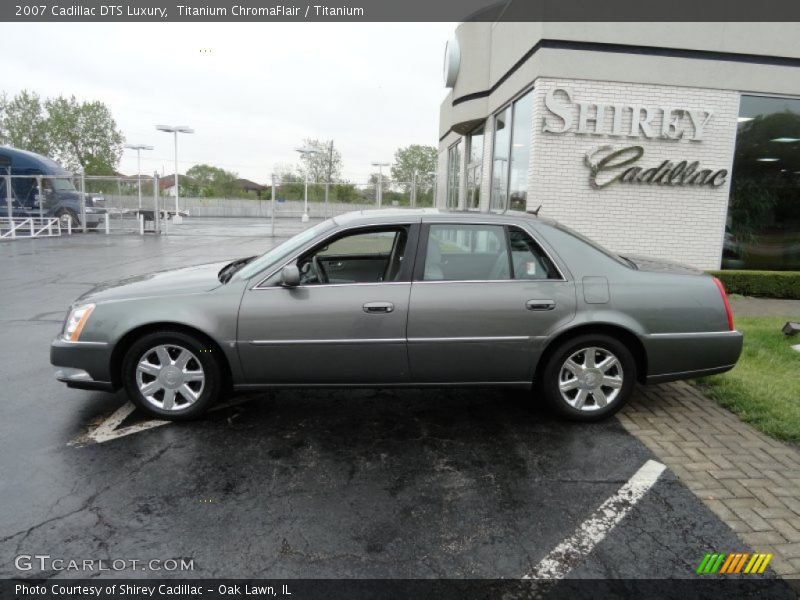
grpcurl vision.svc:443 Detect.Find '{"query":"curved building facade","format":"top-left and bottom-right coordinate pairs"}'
top-left (436, 22), bottom-right (800, 270)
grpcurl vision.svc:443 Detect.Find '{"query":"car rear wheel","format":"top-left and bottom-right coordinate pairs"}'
top-left (122, 330), bottom-right (222, 420)
top-left (539, 333), bottom-right (636, 422)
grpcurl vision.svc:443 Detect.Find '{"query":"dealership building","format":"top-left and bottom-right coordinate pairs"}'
top-left (436, 23), bottom-right (800, 270)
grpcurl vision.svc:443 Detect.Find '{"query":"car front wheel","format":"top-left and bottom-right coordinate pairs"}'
top-left (539, 333), bottom-right (636, 422)
top-left (57, 208), bottom-right (80, 230)
top-left (122, 330), bottom-right (222, 420)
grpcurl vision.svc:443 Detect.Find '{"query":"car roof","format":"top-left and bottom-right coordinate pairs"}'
top-left (332, 208), bottom-right (557, 227)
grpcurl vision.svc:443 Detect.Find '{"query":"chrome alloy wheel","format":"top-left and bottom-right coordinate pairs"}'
top-left (135, 344), bottom-right (205, 411)
top-left (558, 346), bottom-right (624, 412)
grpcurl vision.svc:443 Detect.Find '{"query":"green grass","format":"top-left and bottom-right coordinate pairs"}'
top-left (691, 316), bottom-right (800, 444)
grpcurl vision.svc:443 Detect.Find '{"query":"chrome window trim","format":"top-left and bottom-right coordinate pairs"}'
top-left (255, 281), bottom-right (411, 291)
top-left (251, 222), bottom-right (418, 290)
top-left (419, 221), bottom-right (567, 283)
top-left (414, 279), bottom-right (563, 285)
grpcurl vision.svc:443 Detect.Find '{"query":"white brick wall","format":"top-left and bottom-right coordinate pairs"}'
top-left (529, 78), bottom-right (740, 269)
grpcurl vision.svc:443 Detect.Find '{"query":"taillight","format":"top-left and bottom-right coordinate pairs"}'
top-left (713, 277), bottom-right (734, 331)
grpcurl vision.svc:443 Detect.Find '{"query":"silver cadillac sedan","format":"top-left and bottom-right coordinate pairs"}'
top-left (51, 209), bottom-right (743, 422)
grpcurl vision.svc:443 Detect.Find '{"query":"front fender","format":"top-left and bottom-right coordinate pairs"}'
top-left (78, 280), bottom-right (247, 383)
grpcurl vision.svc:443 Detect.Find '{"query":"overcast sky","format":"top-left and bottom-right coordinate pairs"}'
top-left (0, 22), bottom-right (455, 182)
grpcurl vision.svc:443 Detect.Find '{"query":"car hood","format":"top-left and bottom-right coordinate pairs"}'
top-left (76, 261), bottom-right (232, 303)
top-left (621, 254), bottom-right (704, 275)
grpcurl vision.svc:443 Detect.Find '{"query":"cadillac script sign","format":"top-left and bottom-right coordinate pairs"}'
top-left (542, 87), bottom-right (728, 189)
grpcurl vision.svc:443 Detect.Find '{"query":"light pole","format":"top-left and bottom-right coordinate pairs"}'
top-left (295, 147), bottom-right (319, 223)
top-left (156, 125), bottom-right (194, 223)
top-left (371, 162), bottom-right (390, 208)
top-left (124, 144), bottom-right (154, 211)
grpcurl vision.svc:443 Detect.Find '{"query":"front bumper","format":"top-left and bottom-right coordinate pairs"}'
top-left (50, 337), bottom-right (116, 392)
top-left (642, 330), bottom-right (744, 384)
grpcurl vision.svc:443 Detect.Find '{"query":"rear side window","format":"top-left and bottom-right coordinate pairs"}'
top-left (424, 224), bottom-right (508, 281)
top-left (422, 223), bottom-right (561, 281)
top-left (508, 226), bottom-right (561, 280)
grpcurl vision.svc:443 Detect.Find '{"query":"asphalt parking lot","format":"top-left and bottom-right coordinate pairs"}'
top-left (0, 218), bottom-right (785, 582)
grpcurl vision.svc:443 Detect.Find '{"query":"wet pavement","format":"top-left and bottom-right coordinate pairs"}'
top-left (0, 220), bottom-right (775, 580)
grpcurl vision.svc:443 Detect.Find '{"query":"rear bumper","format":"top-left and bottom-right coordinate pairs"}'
top-left (642, 330), bottom-right (743, 384)
top-left (50, 337), bottom-right (116, 392)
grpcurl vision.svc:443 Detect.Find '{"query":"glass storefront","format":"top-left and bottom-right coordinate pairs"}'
top-left (725, 95), bottom-right (800, 271)
top-left (508, 92), bottom-right (533, 211)
top-left (446, 140), bottom-right (462, 209)
top-left (490, 106), bottom-right (511, 211)
top-left (490, 90), bottom-right (532, 212)
top-left (466, 125), bottom-right (484, 210)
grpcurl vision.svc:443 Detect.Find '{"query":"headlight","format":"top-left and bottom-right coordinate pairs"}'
top-left (63, 304), bottom-right (95, 341)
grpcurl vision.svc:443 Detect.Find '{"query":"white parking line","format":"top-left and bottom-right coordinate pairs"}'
top-left (70, 397), bottom-right (251, 445)
top-left (523, 459), bottom-right (666, 580)
top-left (70, 403), bottom-right (169, 445)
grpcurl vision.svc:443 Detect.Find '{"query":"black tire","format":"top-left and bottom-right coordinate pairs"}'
top-left (538, 333), bottom-right (636, 422)
top-left (122, 330), bottom-right (222, 421)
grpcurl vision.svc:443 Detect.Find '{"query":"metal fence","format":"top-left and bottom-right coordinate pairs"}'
top-left (1, 171), bottom-right (437, 241)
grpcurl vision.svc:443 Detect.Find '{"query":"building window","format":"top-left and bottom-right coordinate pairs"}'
top-left (490, 107), bottom-right (511, 211)
top-left (446, 141), bottom-right (462, 209)
top-left (725, 95), bottom-right (800, 271)
top-left (490, 89), bottom-right (533, 212)
top-left (465, 125), bottom-right (484, 210)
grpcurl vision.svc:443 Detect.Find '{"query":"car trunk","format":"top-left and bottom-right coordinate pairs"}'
top-left (621, 254), bottom-right (704, 275)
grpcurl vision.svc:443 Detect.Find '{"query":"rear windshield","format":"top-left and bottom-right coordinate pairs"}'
top-left (553, 223), bottom-right (632, 268)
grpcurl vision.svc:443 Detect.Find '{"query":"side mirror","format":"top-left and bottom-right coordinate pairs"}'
top-left (281, 265), bottom-right (300, 287)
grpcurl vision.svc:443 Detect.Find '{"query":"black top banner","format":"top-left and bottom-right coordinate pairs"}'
top-left (4, 0), bottom-right (800, 22)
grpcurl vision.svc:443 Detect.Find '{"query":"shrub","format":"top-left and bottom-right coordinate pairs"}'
top-left (708, 270), bottom-right (800, 299)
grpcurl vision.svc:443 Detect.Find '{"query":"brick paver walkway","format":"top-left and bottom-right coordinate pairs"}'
top-left (618, 381), bottom-right (800, 578)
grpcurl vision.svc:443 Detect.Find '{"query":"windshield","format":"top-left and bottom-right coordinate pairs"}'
top-left (50, 178), bottom-right (76, 192)
top-left (235, 219), bottom-right (337, 280)
top-left (554, 222), bottom-right (633, 268)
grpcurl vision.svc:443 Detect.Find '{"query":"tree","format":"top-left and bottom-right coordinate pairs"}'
top-left (186, 163), bottom-right (239, 197)
top-left (45, 95), bottom-right (125, 175)
top-left (391, 144), bottom-right (437, 191)
top-left (0, 90), bottom-right (50, 154)
top-left (297, 139), bottom-right (342, 183)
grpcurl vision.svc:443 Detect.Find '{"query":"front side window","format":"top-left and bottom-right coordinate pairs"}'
top-left (446, 141), bottom-right (462, 209)
top-left (298, 227), bottom-right (409, 285)
top-left (237, 219), bottom-right (336, 280)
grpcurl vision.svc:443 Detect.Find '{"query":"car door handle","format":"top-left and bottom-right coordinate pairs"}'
top-left (526, 299), bottom-right (556, 311)
top-left (363, 302), bottom-right (394, 314)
